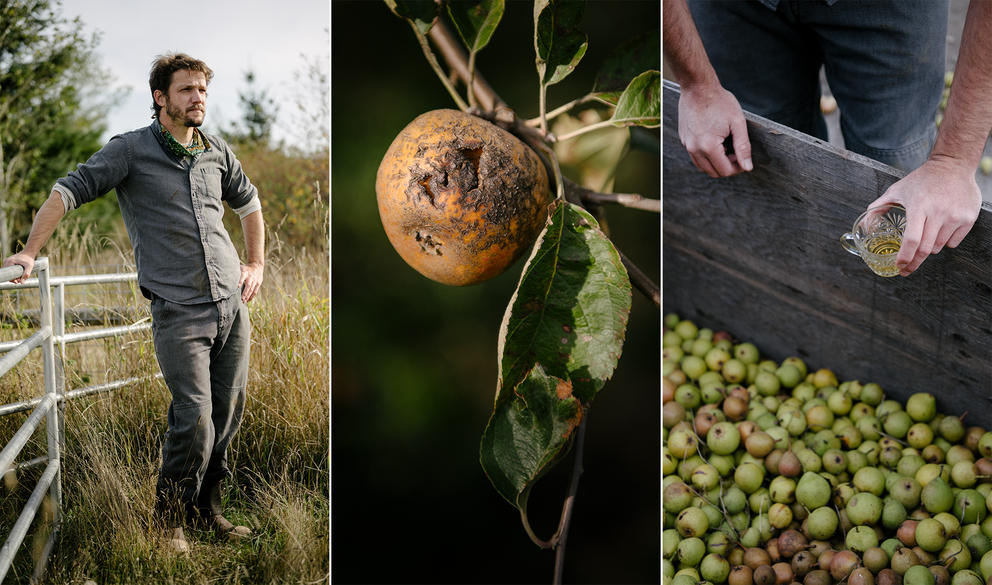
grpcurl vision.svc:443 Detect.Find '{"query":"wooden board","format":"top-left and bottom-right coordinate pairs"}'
top-left (663, 80), bottom-right (992, 427)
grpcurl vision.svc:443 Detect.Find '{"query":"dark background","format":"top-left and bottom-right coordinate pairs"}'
top-left (331, 2), bottom-right (660, 583)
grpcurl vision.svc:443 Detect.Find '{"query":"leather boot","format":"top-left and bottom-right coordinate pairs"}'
top-left (196, 478), bottom-right (251, 540)
top-left (155, 494), bottom-right (192, 554)
top-left (164, 526), bottom-right (191, 554)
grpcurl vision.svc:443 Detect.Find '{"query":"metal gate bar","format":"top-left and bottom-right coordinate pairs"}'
top-left (0, 258), bottom-right (153, 584)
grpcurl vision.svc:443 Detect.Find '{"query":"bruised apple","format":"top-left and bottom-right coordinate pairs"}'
top-left (376, 109), bottom-right (552, 286)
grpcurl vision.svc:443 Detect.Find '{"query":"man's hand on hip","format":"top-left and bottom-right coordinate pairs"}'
top-left (238, 262), bottom-right (264, 303)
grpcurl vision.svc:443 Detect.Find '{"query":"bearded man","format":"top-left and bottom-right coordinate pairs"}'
top-left (3, 53), bottom-right (264, 553)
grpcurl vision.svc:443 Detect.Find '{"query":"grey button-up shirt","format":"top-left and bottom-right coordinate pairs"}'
top-left (758, 0), bottom-right (838, 8)
top-left (56, 119), bottom-right (259, 304)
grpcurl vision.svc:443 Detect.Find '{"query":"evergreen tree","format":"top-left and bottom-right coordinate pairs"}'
top-left (225, 70), bottom-right (278, 148)
top-left (0, 0), bottom-right (109, 253)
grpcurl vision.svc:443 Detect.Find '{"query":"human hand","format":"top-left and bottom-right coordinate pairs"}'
top-left (2, 253), bottom-right (35, 284)
top-left (238, 262), bottom-right (264, 303)
top-left (867, 156), bottom-right (982, 276)
top-left (677, 84), bottom-right (753, 178)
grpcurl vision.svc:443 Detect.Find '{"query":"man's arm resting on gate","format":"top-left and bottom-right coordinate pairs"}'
top-left (2, 189), bottom-right (69, 283)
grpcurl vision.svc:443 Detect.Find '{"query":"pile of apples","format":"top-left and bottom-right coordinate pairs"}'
top-left (663, 314), bottom-right (992, 585)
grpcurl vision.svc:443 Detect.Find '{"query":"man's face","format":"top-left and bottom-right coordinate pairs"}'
top-left (157, 69), bottom-right (207, 128)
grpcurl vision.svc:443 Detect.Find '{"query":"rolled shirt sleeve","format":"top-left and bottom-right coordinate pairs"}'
top-left (52, 184), bottom-right (77, 213)
top-left (231, 197), bottom-right (262, 219)
top-left (56, 135), bottom-right (131, 208)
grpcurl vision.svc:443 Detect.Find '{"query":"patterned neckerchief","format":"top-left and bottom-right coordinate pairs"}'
top-left (160, 124), bottom-right (210, 158)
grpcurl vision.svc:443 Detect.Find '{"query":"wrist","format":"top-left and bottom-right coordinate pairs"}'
top-left (924, 153), bottom-right (980, 176)
top-left (678, 71), bottom-right (722, 96)
top-left (19, 247), bottom-right (40, 260)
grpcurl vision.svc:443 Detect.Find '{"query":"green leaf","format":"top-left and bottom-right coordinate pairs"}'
top-left (534, 0), bottom-right (588, 87)
top-left (496, 200), bottom-right (631, 406)
top-left (482, 201), bottom-right (631, 508)
top-left (610, 70), bottom-right (660, 128)
top-left (589, 91), bottom-right (622, 107)
top-left (552, 110), bottom-right (630, 192)
top-left (447, 0), bottom-right (505, 53)
top-left (384, 0), bottom-right (439, 35)
top-left (591, 30), bottom-right (660, 101)
top-left (480, 363), bottom-right (582, 508)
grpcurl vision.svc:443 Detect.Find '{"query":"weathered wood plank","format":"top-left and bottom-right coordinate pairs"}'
top-left (663, 80), bottom-right (992, 426)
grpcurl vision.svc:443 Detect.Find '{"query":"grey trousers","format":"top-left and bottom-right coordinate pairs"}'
top-left (688, 0), bottom-right (947, 171)
top-left (150, 293), bottom-right (250, 512)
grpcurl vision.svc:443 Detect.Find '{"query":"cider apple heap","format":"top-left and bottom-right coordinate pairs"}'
top-left (376, 109), bottom-right (553, 286)
top-left (663, 314), bottom-right (992, 585)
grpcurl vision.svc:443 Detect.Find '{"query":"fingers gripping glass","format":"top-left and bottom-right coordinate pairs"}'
top-left (840, 205), bottom-right (906, 277)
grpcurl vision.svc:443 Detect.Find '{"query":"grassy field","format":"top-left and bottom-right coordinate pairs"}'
top-left (0, 213), bottom-right (329, 583)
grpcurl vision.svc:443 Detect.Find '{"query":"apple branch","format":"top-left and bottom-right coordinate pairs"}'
top-left (564, 178), bottom-right (660, 213)
top-left (413, 22), bottom-right (469, 112)
top-left (426, 20), bottom-right (659, 578)
top-left (428, 21), bottom-right (504, 113)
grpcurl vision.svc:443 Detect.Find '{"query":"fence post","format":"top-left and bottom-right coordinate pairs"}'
top-left (36, 261), bottom-right (62, 529)
top-left (53, 282), bottom-right (66, 453)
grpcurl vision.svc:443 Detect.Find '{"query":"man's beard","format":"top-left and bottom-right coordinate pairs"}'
top-left (164, 98), bottom-right (204, 128)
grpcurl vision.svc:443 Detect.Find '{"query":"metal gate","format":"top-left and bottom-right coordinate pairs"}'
top-left (0, 258), bottom-right (159, 583)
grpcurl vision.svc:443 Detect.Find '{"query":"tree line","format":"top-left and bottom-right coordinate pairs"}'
top-left (0, 0), bottom-right (329, 255)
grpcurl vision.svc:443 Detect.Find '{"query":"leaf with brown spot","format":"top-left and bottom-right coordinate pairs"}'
top-left (482, 200), bottom-right (631, 509)
top-left (495, 200), bottom-right (631, 404)
top-left (480, 363), bottom-right (583, 508)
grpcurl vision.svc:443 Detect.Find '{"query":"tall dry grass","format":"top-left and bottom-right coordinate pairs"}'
top-left (0, 202), bottom-right (329, 584)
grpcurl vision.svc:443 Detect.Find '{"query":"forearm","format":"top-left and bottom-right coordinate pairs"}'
top-left (21, 190), bottom-right (66, 258)
top-left (663, 0), bottom-right (720, 90)
top-left (240, 210), bottom-right (264, 266)
top-left (931, 0), bottom-right (992, 170)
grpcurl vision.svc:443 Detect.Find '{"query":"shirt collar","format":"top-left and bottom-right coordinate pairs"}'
top-left (154, 118), bottom-right (211, 158)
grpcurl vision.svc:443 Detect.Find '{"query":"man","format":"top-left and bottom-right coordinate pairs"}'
top-left (2, 53), bottom-right (264, 553)
top-left (664, 0), bottom-right (989, 277)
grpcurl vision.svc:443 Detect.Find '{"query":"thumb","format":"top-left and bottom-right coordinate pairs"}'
top-left (867, 183), bottom-right (903, 210)
top-left (729, 117), bottom-right (752, 171)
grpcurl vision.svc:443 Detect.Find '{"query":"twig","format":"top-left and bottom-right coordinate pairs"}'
top-left (539, 84), bottom-right (549, 134)
top-left (412, 22), bottom-right (469, 111)
top-left (467, 50), bottom-right (479, 109)
top-left (525, 95), bottom-right (597, 127)
top-left (428, 20), bottom-right (503, 112)
top-left (528, 138), bottom-right (566, 202)
top-left (520, 508), bottom-right (554, 549)
top-left (552, 417), bottom-right (587, 585)
top-left (585, 192), bottom-right (659, 213)
top-left (564, 179), bottom-right (659, 213)
top-left (620, 250), bottom-right (660, 308)
top-left (554, 119), bottom-right (616, 142)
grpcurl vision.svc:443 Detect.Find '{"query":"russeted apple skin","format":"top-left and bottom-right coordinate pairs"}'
top-left (376, 109), bottom-right (552, 286)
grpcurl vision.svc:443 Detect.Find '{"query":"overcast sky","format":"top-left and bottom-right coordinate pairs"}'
top-left (60, 0), bottom-right (329, 146)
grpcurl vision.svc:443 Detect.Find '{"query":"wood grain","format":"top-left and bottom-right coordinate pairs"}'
top-left (663, 80), bottom-right (992, 426)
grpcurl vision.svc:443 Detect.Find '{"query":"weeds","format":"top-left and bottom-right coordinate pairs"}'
top-left (0, 204), bottom-right (329, 583)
